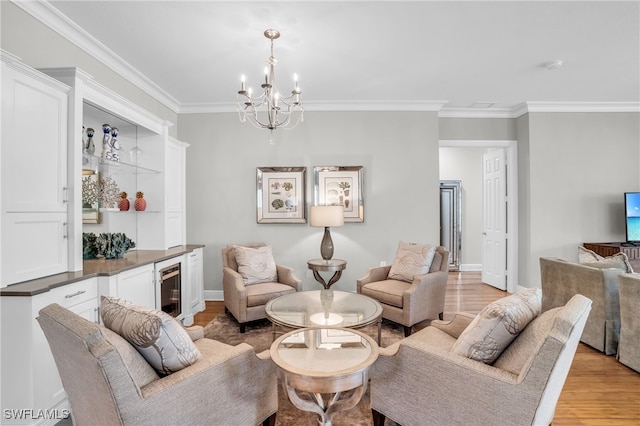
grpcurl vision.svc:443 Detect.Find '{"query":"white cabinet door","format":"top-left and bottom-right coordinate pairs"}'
top-left (1, 55), bottom-right (69, 286)
top-left (115, 264), bottom-right (156, 308)
top-left (165, 137), bottom-right (187, 248)
top-left (187, 248), bottom-right (204, 320)
top-left (1, 278), bottom-right (98, 425)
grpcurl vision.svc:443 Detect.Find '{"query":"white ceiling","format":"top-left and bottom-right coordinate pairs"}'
top-left (40, 0), bottom-right (640, 114)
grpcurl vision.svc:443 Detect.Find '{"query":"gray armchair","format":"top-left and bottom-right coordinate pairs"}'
top-left (370, 294), bottom-right (592, 426)
top-left (540, 257), bottom-right (623, 354)
top-left (222, 243), bottom-right (301, 333)
top-left (357, 246), bottom-right (449, 336)
top-left (618, 273), bottom-right (640, 372)
top-left (37, 303), bottom-right (277, 426)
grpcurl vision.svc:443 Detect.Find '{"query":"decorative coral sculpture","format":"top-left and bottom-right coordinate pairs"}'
top-left (95, 233), bottom-right (136, 259)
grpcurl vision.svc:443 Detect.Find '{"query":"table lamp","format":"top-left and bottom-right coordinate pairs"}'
top-left (310, 205), bottom-right (344, 261)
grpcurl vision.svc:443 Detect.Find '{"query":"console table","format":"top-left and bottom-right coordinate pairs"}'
top-left (583, 242), bottom-right (640, 271)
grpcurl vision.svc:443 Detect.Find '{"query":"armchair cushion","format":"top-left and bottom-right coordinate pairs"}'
top-left (359, 279), bottom-right (409, 308)
top-left (578, 245), bottom-right (633, 272)
top-left (101, 296), bottom-right (201, 375)
top-left (246, 282), bottom-right (299, 307)
top-left (233, 244), bottom-right (278, 285)
top-left (452, 288), bottom-right (542, 364)
top-left (388, 241), bottom-right (436, 283)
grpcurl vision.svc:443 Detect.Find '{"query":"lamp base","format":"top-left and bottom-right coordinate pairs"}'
top-left (320, 227), bottom-right (334, 260)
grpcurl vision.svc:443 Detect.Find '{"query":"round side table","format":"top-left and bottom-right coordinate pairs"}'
top-left (307, 259), bottom-right (347, 289)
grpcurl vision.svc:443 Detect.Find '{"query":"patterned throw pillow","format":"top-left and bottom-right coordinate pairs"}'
top-left (388, 241), bottom-right (437, 283)
top-left (100, 296), bottom-right (201, 375)
top-left (452, 288), bottom-right (542, 364)
top-left (233, 245), bottom-right (278, 285)
top-left (578, 246), bottom-right (633, 273)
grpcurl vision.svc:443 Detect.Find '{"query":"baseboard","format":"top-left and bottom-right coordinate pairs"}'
top-left (205, 289), bottom-right (224, 301)
top-left (459, 264), bottom-right (482, 271)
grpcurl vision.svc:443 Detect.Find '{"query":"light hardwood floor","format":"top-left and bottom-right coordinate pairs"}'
top-left (194, 272), bottom-right (640, 425)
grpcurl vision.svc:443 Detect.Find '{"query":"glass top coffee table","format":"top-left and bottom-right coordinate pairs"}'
top-left (265, 290), bottom-right (383, 343)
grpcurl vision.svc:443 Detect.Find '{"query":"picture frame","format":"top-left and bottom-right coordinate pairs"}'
top-left (314, 166), bottom-right (364, 222)
top-left (256, 167), bottom-right (306, 223)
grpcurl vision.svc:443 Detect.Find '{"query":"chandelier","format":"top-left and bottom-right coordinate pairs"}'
top-left (236, 29), bottom-right (304, 135)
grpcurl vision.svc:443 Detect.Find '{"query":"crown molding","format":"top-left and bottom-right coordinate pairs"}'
top-left (524, 101), bottom-right (640, 113)
top-left (178, 100), bottom-right (449, 114)
top-left (438, 107), bottom-right (520, 119)
top-left (14, 0), bottom-right (181, 113)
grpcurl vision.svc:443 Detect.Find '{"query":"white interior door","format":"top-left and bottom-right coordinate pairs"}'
top-left (482, 149), bottom-right (507, 290)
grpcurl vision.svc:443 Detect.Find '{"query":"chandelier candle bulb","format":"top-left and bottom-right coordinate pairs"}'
top-left (240, 74), bottom-right (245, 91)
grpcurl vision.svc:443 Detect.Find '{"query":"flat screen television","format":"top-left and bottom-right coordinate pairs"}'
top-left (624, 192), bottom-right (640, 243)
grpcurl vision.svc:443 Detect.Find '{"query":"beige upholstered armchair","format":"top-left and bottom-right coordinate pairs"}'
top-left (370, 294), bottom-right (592, 426)
top-left (618, 273), bottom-right (640, 372)
top-left (357, 244), bottom-right (449, 336)
top-left (223, 243), bottom-right (301, 333)
top-left (37, 303), bottom-right (277, 426)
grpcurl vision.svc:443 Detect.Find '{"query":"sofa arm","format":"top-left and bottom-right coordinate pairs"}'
top-left (429, 313), bottom-right (476, 338)
top-left (356, 265), bottom-right (392, 292)
top-left (276, 264), bottom-right (302, 290)
top-left (136, 341), bottom-right (277, 425)
top-left (183, 325), bottom-right (204, 341)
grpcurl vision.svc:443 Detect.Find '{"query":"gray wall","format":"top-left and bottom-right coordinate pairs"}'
top-left (178, 111), bottom-right (441, 295)
top-left (525, 112), bottom-right (640, 285)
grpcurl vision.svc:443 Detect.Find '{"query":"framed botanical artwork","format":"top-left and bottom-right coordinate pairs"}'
top-left (314, 166), bottom-right (364, 222)
top-left (256, 167), bottom-right (306, 223)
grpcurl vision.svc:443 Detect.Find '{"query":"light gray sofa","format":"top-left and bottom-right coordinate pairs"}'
top-left (618, 273), bottom-right (640, 372)
top-left (540, 257), bottom-right (625, 355)
top-left (37, 303), bottom-right (277, 426)
top-left (370, 294), bottom-right (592, 426)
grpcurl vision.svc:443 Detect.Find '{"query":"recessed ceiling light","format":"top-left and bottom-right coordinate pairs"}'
top-left (544, 60), bottom-right (563, 70)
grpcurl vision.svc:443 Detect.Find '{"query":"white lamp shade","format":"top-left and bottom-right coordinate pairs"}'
top-left (310, 205), bottom-right (344, 227)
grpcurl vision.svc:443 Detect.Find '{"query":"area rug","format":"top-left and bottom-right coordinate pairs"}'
top-left (204, 311), bottom-right (404, 425)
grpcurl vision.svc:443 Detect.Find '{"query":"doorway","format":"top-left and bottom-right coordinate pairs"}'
top-left (440, 180), bottom-right (461, 271)
top-left (439, 140), bottom-right (518, 294)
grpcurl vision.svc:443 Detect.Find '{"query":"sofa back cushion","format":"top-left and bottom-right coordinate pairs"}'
top-left (493, 306), bottom-right (560, 375)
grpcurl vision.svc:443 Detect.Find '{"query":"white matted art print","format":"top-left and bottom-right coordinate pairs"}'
top-left (256, 167), bottom-right (306, 223)
top-left (314, 166), bottom-right (364, 222)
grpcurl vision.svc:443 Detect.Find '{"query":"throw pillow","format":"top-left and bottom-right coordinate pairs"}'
top-left (452, 288), bottom-right (542, 364)
top-left (388, 241), bottom-right (437, 283)
top-left (578, 246), bottom-right (633, 273)
top-left (100, 296), bottom-right (201, 375)
top-left (233, 245), bottom-right (278, 285)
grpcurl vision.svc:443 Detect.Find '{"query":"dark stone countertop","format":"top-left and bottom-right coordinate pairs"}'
top-left (1, 244), bottom-right (204, 297)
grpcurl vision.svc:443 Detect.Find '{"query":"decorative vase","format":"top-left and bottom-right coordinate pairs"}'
top-left (118, 192), bottom-right (130, 211)
top-left (85, 127), bottom-right (95, 155)
top-left (102, 124), bottom-right (111, 159)
top-left (134, 191), bottom-right (147, 211)
top-left (110, 127), bottom-right (120, 162)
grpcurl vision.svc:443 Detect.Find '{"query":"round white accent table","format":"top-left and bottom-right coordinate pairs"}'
top-left (270, 327), bottom-right (379, 426)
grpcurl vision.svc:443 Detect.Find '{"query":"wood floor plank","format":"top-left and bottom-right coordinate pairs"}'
top-left (194, 271), bottom-right (640, 424)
